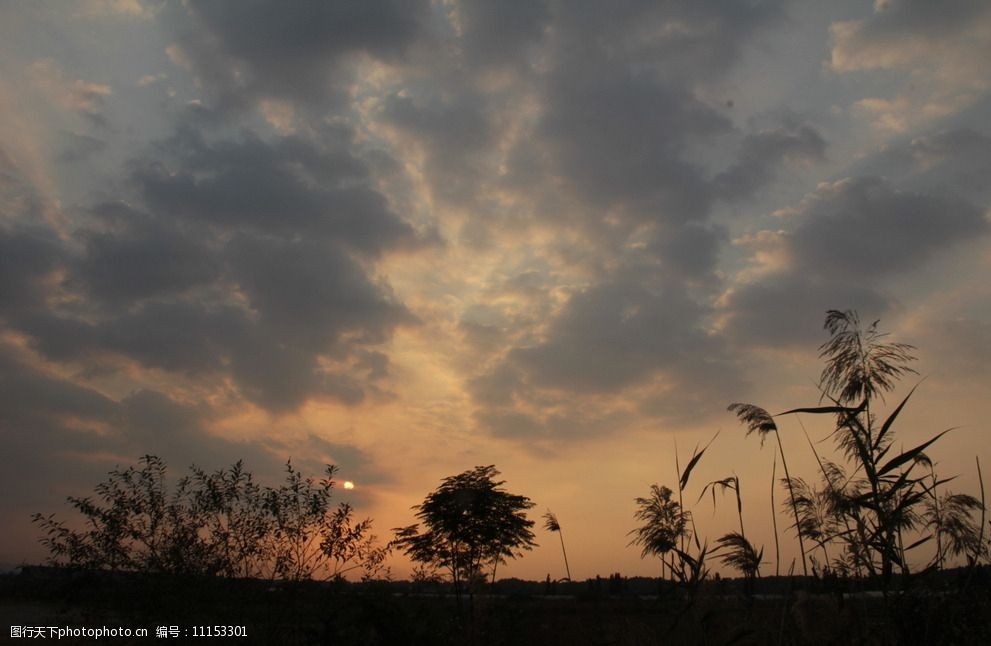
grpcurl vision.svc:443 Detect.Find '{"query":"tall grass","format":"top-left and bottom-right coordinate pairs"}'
top-left (635, 310), bottom-right (990, 595)
top-left (543, 510), bottom-right (572, 581)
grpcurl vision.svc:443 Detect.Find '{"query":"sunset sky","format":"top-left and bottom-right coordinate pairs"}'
top-left (2, 0), bottom-right (990, 580)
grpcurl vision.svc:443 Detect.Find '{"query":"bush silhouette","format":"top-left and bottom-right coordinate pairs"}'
top-left (33, 455), bottom-right (389, 580)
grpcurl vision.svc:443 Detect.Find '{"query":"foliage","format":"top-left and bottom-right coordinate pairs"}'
top-left (630, 483), bottom-right (709, 587)
top-left (629, 485), bottom-right (689, 561)
top-left (32, 455), bottom-right (389, 581)
top-left (729, 310), bottom-right (986, 587)
top-left (728, 401), bottom-right (811, 576)
top-left (714, 532), bottom-right (763, 581)
top-left (818, 309), bottom-right (917, 405)
top-left (923, 482), bottom-right (985, 568)
top-left (394, 465), bottom-right (536, 593)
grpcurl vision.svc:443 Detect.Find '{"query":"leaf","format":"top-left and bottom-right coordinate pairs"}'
top-left (778, 399), bottom-right (868, 417)
top-left (679, 431), bottom-right (719, 491)
top-left (876, 429), bottom-right (955, 477)
top-left (904, 534), bottom-right (933, 551)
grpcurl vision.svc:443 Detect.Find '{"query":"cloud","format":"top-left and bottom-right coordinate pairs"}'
top-left (536, 65), bottom-right (729, 222)
top-left (223, 233), bottom-right (415, 411)
top-left (830, 0), bottom-right (991, 75)
top-left (550, 0), bottom-right (786, 81)
top-left (784, 176), bottom-right (987, 278)
top-left (829, 0), bottom-right (991, 131)
top-left (166, 0), bottom-right (430, 108)
top-left (720, 175), bottom-right (988, 346)
top-left (468, 273), bottom-right (744, 446)
top-left (11, 234), bottom-right (414, 412)
top-left (27, 58), bottom-right (112, 128)
top-left (0, 340), bottom-right (388, 556)
top-left (455, 0), bottom-right (551, 69)
top-left (718, 272), bottom-right (892, 347)
top-left (131, 126), bottom-right (423, 255)
top-left (860, 127), bottom-right (991, 203)
top-left (714, 121), bottom-right (827, 200)
top-left (0, 224), bottom-right (64, 315)
top-left (72, 202), bottom-right (220, 305)
top-left (509, 278), bottom-right (713, 393)
top-left (1, 121), bottom-right (423, 414)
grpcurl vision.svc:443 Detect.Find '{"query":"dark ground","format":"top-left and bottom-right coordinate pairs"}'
top-left (2, 566), bottom-right (989, 645)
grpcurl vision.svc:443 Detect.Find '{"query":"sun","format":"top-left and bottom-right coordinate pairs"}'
top-left (343, 481), bottom-right (355, 490)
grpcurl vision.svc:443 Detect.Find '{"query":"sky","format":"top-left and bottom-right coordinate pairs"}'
top-left (1, 0), bottom-right (990, 580)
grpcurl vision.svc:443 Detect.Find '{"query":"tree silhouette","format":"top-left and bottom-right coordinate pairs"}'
top-left (33, 455), bottom-right (389, 581)
top-left (394, 465), bottom-right (536, 595)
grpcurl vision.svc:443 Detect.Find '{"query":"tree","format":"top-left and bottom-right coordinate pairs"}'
top-left (394, 465), bottom-right (536, 595)
top-left (33, 455), bottom-right (390, 581)
top-left (261, 462), bottom-right (389, 581)
top-left (629, 484), bottom-right (689, 580)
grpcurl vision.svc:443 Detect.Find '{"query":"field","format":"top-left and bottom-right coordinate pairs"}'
top-left (4, 566), bottom-right (989, 645)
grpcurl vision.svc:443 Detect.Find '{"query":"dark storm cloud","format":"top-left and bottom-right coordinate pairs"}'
top-left (131, 127), bottom-right (421, 255)
top-left (510, 279), bottom-right (715, 393)
top-left (381, 88), bottom-right (498, 206)
top-left (168, 0), bottom-right (430, 106)
top-left (473, 409), bottom-right (546, 442)
top-left (0, 344), bottom-right (117, 429)
top-left (103, 302), bottom-right (248, 375)
top-left (451, 0), bottom-right (793, 441)
top-left (0, 343), bottom-right (379, 488)
top-left (226, 234), bottom-right (415, 353)
top-left (787, 176), bottom-right (987, 278)
top-left (721, 176), bottom-right (987, 346)
top-left (861, 128), bottom-right (991, 203)
top-left (10, 301), bottom-right (242, 377)
top-left (468, 276), bottom-right (744, 439)
top-left (551, 0), bottom-right (786, 79)
top-left (73, 202), bottom-right (220, 305)
top-left (456, 0), bottom-right (551, 69)
top-left (538, 65), bottom-right (728, 222)
top-left (0, 344), bottom-right (123, 534)
top-left (647, 222), bottom-right (726, 279)
top-left (14, 233), bottom-right (413, 412)
top-left (720, 273), bottom-right (891, 347)
top-left (833, 0), bottom-right (991, 57)
top-left (476, 1), bottom-right (792, 276)
top-left (714, 122), bottom-right (827, 200)
top-left (0, 224), bottom-right (63, 314)
top-left (2, 135), bottom-right (418, 412)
